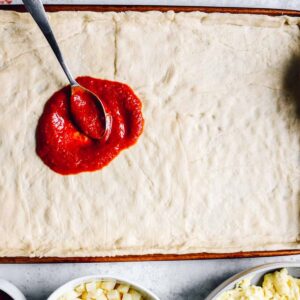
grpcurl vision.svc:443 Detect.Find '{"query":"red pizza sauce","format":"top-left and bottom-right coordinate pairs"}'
top-left (36, 76), bottom-right (144, 175)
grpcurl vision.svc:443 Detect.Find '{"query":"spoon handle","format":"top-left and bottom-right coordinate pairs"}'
top-left (22, 0), bottom-right (77, 86)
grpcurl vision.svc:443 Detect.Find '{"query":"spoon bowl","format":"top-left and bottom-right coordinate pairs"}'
top-left (70, 84), bottom-right (112, 141)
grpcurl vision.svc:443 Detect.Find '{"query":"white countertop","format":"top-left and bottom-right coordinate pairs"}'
top-left (1, 1), bottom-right (300, 299)
top-left (4, 0), bottom-right (300, 10)
top-left (0, 255), bottom-right (299, 299)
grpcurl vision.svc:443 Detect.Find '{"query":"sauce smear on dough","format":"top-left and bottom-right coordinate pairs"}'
top-left (36, 76), bottom-right (144, 175)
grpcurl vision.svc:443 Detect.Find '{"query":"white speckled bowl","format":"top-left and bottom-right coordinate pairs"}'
top-left (205, 262), bottom-right (300, 300)
top-left (0, 279), bottom-right (26, 300)
top-left (47, 275), bottom-right (160, 300)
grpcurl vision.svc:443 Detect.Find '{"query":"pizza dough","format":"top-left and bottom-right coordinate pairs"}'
top-left (0, 10), bottom-right (299, 257)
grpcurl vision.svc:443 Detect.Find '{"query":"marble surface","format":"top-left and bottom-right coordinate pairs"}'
top-left (0, 255), bottom-right (299, 299)
top-left (5, 0), bottom-right (300, 10)
top-left (1, 1), bottom-right (300, 300)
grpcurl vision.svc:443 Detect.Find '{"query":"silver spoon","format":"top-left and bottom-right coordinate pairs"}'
top-left (22, 0), bottom-right (112, 140)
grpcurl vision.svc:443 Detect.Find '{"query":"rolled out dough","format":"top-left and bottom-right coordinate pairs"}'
top-left (0, 10), bottom-right (299, 256)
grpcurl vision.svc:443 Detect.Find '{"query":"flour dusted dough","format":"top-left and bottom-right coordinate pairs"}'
top-left (0, 11), bottom-right (299, 256)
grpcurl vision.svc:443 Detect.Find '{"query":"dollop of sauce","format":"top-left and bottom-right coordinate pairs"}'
top-left (36, 76), bottom-right (144, 175)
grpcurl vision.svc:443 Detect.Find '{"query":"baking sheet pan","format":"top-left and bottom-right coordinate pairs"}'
top-left (0, 4), bottom-right (300, 262)
top-left (0, 5), bottom-right (300, 15)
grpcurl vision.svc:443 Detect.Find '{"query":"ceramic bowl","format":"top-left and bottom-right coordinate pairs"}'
top-left (47, 275), bottom-right (160, 300)
top-left (0, 279), bottom-right (26, 300)
top-left (205, 262), bottom-right (300, 300)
